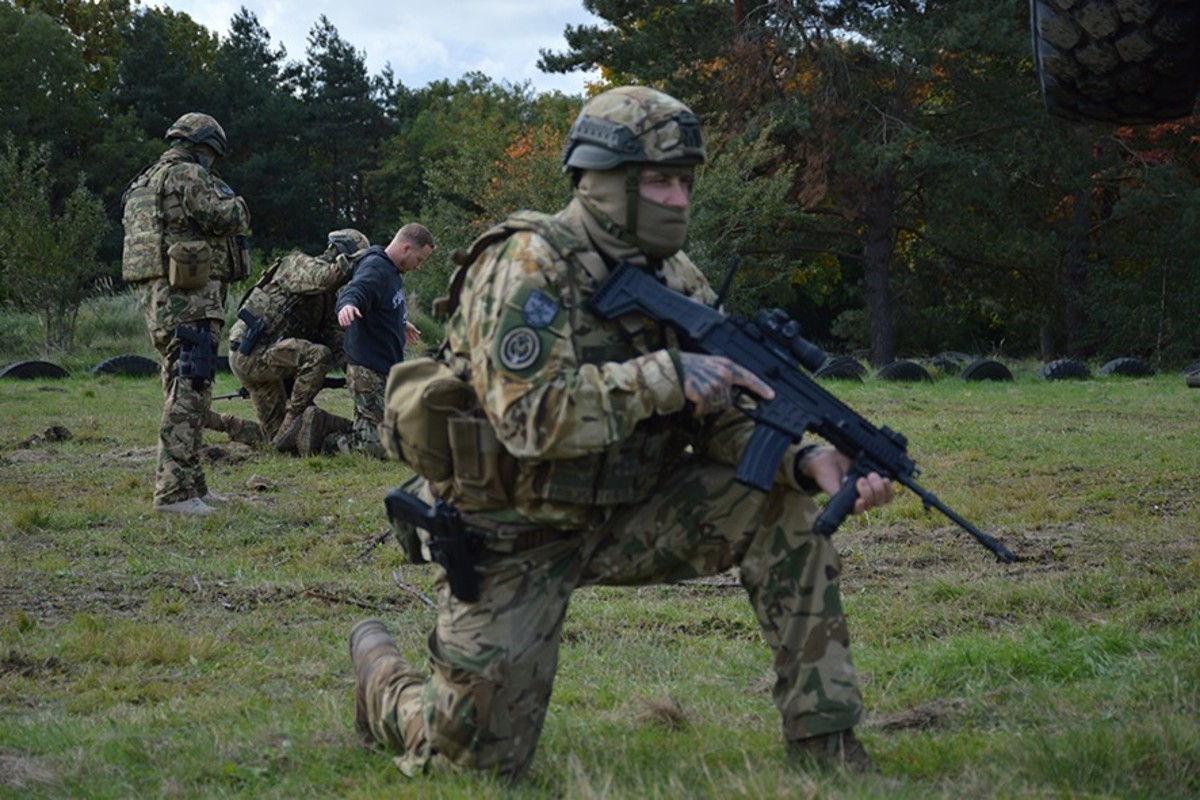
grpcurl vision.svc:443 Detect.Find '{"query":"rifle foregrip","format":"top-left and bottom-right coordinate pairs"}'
top-left (813, 471), bottom-right (864, 536)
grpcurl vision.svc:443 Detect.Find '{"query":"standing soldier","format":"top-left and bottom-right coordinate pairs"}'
top-left (227, 229), bottom-right (369, 454)
top-left (121, 112), bottom-right (251, 515)
top-left (351, 87), bottom-right (893, 781)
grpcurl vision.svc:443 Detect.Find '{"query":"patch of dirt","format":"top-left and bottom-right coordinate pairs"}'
top-left (0, 653), bottom-right (68, 679)
top-left (2, 448), bottom-right (61, 465)
top-left (18, 426), bottom-right (72, 447)
top-left (632, 696), bottom-right (691, 730)
top-left (871, 698), bottom-right (969, 732)
top-left (0, 748), bottom-right (59, 790)
top-left (100, 446), bottom-right (156, 463)
top-left (201, 443), bottom-right (256, 465)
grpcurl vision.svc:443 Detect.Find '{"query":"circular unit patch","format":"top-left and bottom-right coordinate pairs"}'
top-left (498, 326), bottom-right (542, 372)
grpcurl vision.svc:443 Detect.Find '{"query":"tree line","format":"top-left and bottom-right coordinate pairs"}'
top-left (1, 0), bottom-right (1197, 366)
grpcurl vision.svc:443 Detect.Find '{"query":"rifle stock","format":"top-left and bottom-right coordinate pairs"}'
top-left (589, 262), bottom-right (1016, 563)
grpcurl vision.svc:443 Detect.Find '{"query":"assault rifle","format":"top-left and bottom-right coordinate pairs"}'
top-left (588, 262), bottom-right (1016, 563)
top-left (214, 373), bottom-right (348, 401)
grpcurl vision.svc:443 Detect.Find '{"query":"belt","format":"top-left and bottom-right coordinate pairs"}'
top-left (461, 513), bottom-right (567, 553)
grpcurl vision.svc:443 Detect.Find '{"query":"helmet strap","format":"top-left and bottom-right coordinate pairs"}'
top-left (624, 164), bottom-right (640, 241)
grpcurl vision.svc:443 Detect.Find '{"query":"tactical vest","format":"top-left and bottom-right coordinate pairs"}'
top-left (229, 252), bottom-right (351, 347)
top-left (121, 162), bottom-right (170, 283)
top-left (121, 151), bottom-right (248, 284)
top-left (422, 211), bottom-right (687, 512)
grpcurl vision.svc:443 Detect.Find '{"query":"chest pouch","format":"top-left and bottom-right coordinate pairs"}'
top-left (167, 240), bottom-right (212, 289)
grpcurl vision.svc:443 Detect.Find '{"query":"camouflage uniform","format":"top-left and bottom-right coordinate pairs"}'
top-left (227, 231), bottom-right (366, 443)
top-left (322, 364), bottom-right (388, 458)
top-left (361, 88), bottom-right (863, 780)
top-left (122, 113), bottom-right (250, 506)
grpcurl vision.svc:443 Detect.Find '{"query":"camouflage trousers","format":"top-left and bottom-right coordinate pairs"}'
top-left (229, 338), bottom-right (335, 441)
top-left (139, 278), bottom-right (226, 505)
top-left (360, 456), bottom-right (862, 780)
top-left (323, 364), bottom-right (386, 458)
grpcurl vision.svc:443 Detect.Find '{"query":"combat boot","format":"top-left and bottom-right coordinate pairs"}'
top-left (297, 406), bottom-right (352, 456)
top-left (271, 409), bottom-right (305, 453)
top-left (789, 728), bottom-right (875, 774)
top-left (349, 619), bottom-right (412, 745)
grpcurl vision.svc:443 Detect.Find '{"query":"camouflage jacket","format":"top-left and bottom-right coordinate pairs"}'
top-left (444, 199), bottom-right (808, 527)
top-left (229, 250), bottom-right (357, 355)
top-left (121, 145), bottom-right (250, 283)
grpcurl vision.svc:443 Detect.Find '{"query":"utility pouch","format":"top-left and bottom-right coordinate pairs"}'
top-left (448, 413), bottom-right (514, 508)
top-left (167, 240), bottom-right (212, 289)
top-left (382, 357), bottom-right (475, 481)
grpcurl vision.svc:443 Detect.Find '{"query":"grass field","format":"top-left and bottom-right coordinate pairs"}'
top-left (2, 365), bottom-right (1198, 799)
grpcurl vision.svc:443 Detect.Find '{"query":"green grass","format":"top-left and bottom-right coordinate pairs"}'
top-left (2, 367), bottom-right (1198, 798)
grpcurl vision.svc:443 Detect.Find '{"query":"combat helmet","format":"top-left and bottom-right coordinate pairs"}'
top-left (562, 86), bottom-right (705, 174)
top-left (327, 228), bottom-right (370, 256)
top-left (165, 112), bottom-right (228, 157)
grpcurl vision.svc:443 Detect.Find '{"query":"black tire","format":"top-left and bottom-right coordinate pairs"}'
top-left (1099, 356), bottom-right (1155, 377)
top-left (92, 354), bottom-right (160, 377)
top-left (812, 355), bottom-right (866, 381)
top-left (960, 358), bottom-right (1015, 382)
top-left (876, 360), bottom-right (934, 382)
top-left (0, 359), bottom-right (70, 380)
top-left (1031, 0), bottom-right (1200, 124)
top-left (928, 352), bottom-right (974, 375)
top-left (1040, 358), bottom-right (1092, 380)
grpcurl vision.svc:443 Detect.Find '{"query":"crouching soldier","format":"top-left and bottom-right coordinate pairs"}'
top-left (227, 229), bottom-right (368, 454)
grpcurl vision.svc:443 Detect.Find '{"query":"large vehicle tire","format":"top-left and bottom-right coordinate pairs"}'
top-left (960, 358), bottom-right (1015, 382)
top-left (92, 354), bottom-right (160, 377)
top-left (1099, 356), bottom-right (1154, 376)
top-left (813, 355), bottom-right (867, 381)
top-left (928, 351), bottom-right (974, 376)
top-left (1040, 358), bottom-right (1092, 380)
top-left (876, 360), bottom-right (934, 383)
top-left (0, 359), bottom-right (70, 380)
top-left (1031, 0), bottom-right (1200, 123)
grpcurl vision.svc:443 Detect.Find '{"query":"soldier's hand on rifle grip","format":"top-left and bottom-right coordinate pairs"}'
top-left (801, 449), bottom-right (893, 534)
top-left (678, 352), bottom-right (774, 417)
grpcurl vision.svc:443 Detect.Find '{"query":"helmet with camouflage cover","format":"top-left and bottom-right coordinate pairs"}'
top-left (327, 228), bottom-right (370, 256)
top-left (562, 86), bottom-right (704, 174)
top-left (165, 112), bottom-right (228, 157)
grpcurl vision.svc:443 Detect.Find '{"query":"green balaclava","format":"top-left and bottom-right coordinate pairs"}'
top-left (561, 86), bottom-right (705, 261)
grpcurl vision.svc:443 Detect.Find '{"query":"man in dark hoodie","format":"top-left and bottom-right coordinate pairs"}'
top-left (313, 222), bottom-right (434, 457)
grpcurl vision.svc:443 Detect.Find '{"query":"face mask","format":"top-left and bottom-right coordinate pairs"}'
top-left (634, 197), bottom-right (689, 259)
top-left (576, 167), bottom-right (690, 259)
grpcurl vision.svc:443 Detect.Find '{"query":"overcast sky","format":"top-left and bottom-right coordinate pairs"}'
top-left (152, 1), bottom-right (604, 96)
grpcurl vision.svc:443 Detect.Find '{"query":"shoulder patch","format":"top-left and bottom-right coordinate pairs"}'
top-left (523, 290), bottom-right (559, 329)
top-left (498, 327), bottom-right (542, 372)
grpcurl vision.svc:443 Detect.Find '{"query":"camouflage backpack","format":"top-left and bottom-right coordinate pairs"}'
top-left (381, 211), bottom-right (586, 485)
